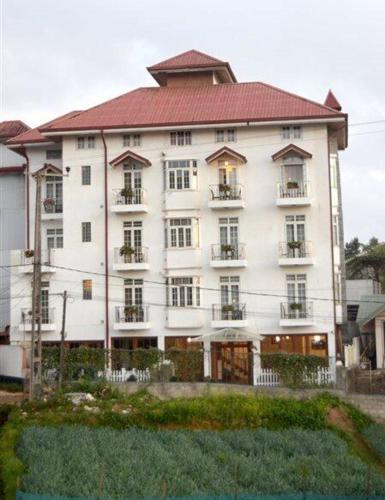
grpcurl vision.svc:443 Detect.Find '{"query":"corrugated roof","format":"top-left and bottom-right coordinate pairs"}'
top-left (40, 82), bottom-right (344, 133)
top-left (324, 90), bottom-right (342, 111)
top-left (357, 294), bottom-right (385, 327)
top-left (0, 120), bottom-right (30, 139)
top-left (7, 111), bottom-right (82, 145)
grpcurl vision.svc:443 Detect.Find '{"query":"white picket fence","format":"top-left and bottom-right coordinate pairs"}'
top-left (254, 366), bottom-right (333, 387)
top-left (101, 368), bottom-right (151, 383)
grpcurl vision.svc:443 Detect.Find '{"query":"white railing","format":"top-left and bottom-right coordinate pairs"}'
top-left (101, 368), bottom-right (151, 383)
top-left (255, 366), bottom-right (334, 386)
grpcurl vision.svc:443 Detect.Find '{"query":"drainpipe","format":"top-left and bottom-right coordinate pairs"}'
top-left (19, 147), bottom-right (30, 248)
top-left (101, 130), bottom-right (110, 349)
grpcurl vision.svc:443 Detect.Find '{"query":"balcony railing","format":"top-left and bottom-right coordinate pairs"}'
top-left (212, 303), bottom-right (247, 321)
top-left (114, 247), bottom-right (148, 265)
top-left (280, 302), bottom-right (313, 320)
top-left (277, 181), bottom-right (309, 199)
top-left (211, 243), bottom-right (245, 261)
top-left (42, 197), bottom-right (63, 214)
top-left (113, 188), bottom-right (146, 206)
top-left (279, 241), bottom-right (312, 259)
top-left (209, 184), bottom-right (243, 201)
top-left (21, 307), bottom-right (55, 325)
top-left (21, 248), bottom-right (52, 266)
top-left (115, 305), bottom-right (149, 323)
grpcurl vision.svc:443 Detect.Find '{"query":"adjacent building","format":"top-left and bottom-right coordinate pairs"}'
top-left (6, 50), bottom-right (348, 383)
top-left (0, 120), bottom-right (30, 341)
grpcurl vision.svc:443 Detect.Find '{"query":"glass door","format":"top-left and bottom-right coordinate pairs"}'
top-left (285, 215), bottom-right (305, 257)
top-left (123, 164), bottom-right (142, 204)
top-left (123, 222), bottom-right (142, 262)
top-left (46, 176), bottom-right (63, 213)
top-left (124, 279), bottom-right (143, 322)
top-left (287, 274), bottom-right (307, 318)
top-left (219, 217), bottom-right (239, 259)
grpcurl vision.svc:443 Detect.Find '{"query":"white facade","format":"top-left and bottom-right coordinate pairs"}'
top-left (9, 122), bottom-right (342, 363)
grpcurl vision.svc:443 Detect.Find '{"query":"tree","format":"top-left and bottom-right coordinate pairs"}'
top-left (345, 237), bottom-right (385, 289)
top-left (345, 237), bottom-right (362, 260)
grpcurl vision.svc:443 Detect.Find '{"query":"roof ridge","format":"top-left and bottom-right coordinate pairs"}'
top-left (258, 82), bottom-right (343, 115)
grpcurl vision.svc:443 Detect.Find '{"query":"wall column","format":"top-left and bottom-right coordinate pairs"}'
top-left (203, 341), bottom-right (211, 378)
top-left (375, 318), bottom-right (385, 368)
top-left (252, 340), bottom-right (261, 386)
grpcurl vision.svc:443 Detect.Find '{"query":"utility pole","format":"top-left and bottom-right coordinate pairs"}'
top-left (29, 171), bottom-right (42, 400)
top-left (58, 290), bottom-right (68, 390)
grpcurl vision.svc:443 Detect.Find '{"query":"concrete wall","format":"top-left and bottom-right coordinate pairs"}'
top-left (0, 345), bottom-right (26, 378)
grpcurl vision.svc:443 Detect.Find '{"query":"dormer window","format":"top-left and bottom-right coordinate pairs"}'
top-left (216, 129), bottom-right (236, 143)
top-left (281, 126), bottom-right (302, 140)
top-left (170, 131), bottom-right (192, 146)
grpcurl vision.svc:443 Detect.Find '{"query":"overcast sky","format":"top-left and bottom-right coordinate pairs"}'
top-left (1, 0), bottom-right (384, 243)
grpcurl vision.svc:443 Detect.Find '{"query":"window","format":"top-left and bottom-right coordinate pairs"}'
top-left (81, 166), bottom-right (91, 185)
top-left (167, 277), bottom-right (200, 307)
top-left (286, 274), bottom-right (307, 316)
top-left (333, 215), bottom-right (340, 245)
top-left (47, 228), bottom-right (63, 249)
top-left (219, 217), bottom-right (239, 246)
top-left (170, 131), bottom-right (192, 146)
top-left (281, 126), bottom-right (302, 139)
top-left (82, 222), bottom-right (91, 242)
top-left (123, 221), bottom-right (142, 249)
top-left (77, 136), bottom-right (95, 149)
top-left (165, 160), bottom-right (197, 190)
top-left (82, 280), bottom-right (92, 300)
top-left (45, 176), bottom-right (63, 213)
top-left (166, 218), bottom-right (195, 248)
top-left (285, 215), bottom-right (305, 242)
top-left (220, 276), bottom-right (240, 305)
top-left (46, 149), bottom-right (62, 160)
top-left (216, 129), bottom-right (236, 143)
top-left (335, 271), bottom-right (342, 304)
top-left (123, 134), bottom-right (141, 147)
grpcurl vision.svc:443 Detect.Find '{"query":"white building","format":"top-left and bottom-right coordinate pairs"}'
top-left (7, 50), bottom-right (347, 383)
top-left (0, 120), bottom-right (30, 339)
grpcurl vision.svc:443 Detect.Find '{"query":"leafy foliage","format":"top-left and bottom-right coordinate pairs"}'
top-left (17, 426), bottom-right (385, 497)
top-left (165, 348), bottom-right (203, 381)
top-left (260, 353), bottom-right (327, 388)
top-left (345, 236), bottom-right (385, 288)
top-left (363, 424), bottom-right (385, 461)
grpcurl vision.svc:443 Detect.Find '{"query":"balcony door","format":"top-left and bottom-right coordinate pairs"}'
top-left (41, 282), bottom-right (50, 324)
top-left (219, 217), bottom-right (239, 259)
top-left (218, 161), bottom-right (237, 186)
top-left (220, 276), bottom-right (240, 306)
top-left (281, 157), bottom-right (305, 184)
top-left (287, 274), bottom-right (307, 318)
top-left (123, 164), bottom-right (142, 203)
top-left (124, 279), bottom-right (144, 321)
top-left (123, 221), bottom-right (142, 262)
top-left (45, 176), bottom-right (63, 213)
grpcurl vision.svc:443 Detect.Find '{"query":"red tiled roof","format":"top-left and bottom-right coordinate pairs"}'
top-left (40, 82), bottom-right (345, 133)
top-left (148, 49), bottom-right (227, 71)
top-left (272, 144), bottom-right (313, 161)
top-left (324, 90), bottom-right (342, 111)
top-left (110, 149), bottom-right (152, 167)
top-left (205, 146), bottom-right (247, 164)
top-left (0, 166), bottom-right (26, 175)
top-left (0, 120), bottom-right (30, 139)
top-left (7, 111), bottom-right (82, 145)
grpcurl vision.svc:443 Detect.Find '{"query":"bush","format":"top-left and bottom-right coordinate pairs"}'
top-left (165, 348), bottom-right (203, 382)
top-left (363, 424), bottom-right (385, 460)
top-left (260, 353), bottom-right (327, 388)
top-left (17, 426), bottom-right (385, 497)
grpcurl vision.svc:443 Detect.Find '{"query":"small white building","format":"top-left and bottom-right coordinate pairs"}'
top-left (6, 50), bottom-right (348, 383)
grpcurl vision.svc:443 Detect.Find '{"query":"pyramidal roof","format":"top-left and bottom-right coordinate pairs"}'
top-left (324, 90), bottom-right (342, 111)
top-left (147, 49), bottom-right (227, 71)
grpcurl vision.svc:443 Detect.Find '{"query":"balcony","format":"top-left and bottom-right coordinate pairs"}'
top-left (210, 244), bottom-right (247, 268)
top-left (19, 249), bottom-right (55, 274)
top-left (166, 307), bottom-right (204, 329)
top-left (41, 197), bottom-right (63, 220)
top-left (211, 303), bottom-right (248, 328)
top-left (111, 188), bottom-right (148, 213)
top-left (280, 302), bottom-right (314, 327)
top-left (19, 308), bottom-right (56, 332)
top-left (278, 241), bottom-right (314, 266)
top-left (114, 305), bottom-right (150, 330)
top-left (276, 181), bottom-right (311, 207)
top-left (113, 247), bottom-right (149, 271)
top-left (208, 184), bottom-right (245, 209)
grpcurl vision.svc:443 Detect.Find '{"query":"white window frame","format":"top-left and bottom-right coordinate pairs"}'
top-left (216, 128), bottom-right (236, 143)
top-left (170, 131), bottom-right (192, 146)
top-left (281, 126), bottom-right (302, 140)
top-left (81, 165), bottom-right (91, 185)
top-left (164, 160), bottom-right (198, 191)
top-left (47, 228), bottom-right (63, 249)
top-left (82, 280), bottom-right (92, 300)
top-left (167, 277), bottom-right (200, 307)
top-left (82, 222), bottom-right (91, 242)
top-left (165, 218), bottom-right (198, 249)
top-left (77, 136), bottom-right (95, 149)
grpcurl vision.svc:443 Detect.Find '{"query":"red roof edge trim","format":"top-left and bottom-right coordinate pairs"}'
top-left (272, 144), bottom-right (313, 161)
top-left (110, 149), bottom-right (152, 167)
top-left (205, 146), bottom-right (247, 164)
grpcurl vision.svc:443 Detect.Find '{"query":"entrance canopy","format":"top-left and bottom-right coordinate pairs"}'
top-left (190, 328), bottom-right (264, 343)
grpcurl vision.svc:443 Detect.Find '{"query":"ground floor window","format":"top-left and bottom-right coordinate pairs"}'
top-left (261, 334), bottom-right (328, 358)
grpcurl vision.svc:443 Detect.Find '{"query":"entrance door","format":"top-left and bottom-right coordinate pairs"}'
top-left (211, 342), bottom-right (252, 385)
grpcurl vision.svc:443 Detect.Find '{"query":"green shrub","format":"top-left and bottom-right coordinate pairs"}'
top-left (17, 426), bottom-right (385, 497)
top-left (363, 424), bottom-right (385, 460)
top-left (165, 348), bottom-right (203, 382)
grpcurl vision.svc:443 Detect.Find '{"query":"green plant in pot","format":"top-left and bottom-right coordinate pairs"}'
top-left (222, 304), bottom-right (234, 313)
top-left (288, 241), bottom-right (302, 250)
top-left (24, 249), bottom-right (34, 258)
top-left (290, 302), bottom-right (303, 311)
top-left (221, 243), bottom-right (234, 254)
top-left (124, 305), bottom-right (140, 317)
top-left (121, 187), bottom-right (134, 200)
top-left (120, 245), bottom-right (135, 259)
top-left (286, 181), bottom-right (299, 189)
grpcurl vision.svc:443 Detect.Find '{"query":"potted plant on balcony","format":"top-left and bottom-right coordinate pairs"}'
top-left (286, 181), bottom-right (299, 190)
top-left (219, 183), bottom-right (231, 199)
top-left (120, 187), bottom-right (134, 203)
top-left (124, 305), bottom-right (140, 321)
top-left (43, 197), bottom-right (55, 212)
top-left (288, 241), bottom-right (302, 250)
top-left (24, 249), bottom-right (34, 258)
top-left (289, 302), bottom-right (303, 311)
top-left (119, 244), bottom-right (135, 262)
top-left (221, 243), bottom-right (235, 259)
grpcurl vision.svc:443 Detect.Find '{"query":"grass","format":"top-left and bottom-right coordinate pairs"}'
top-left (0, 388), bottom-right (384, 499)
top-left (17, 426), bottom-right (385, 497)
top-left (363, 424), bottom-right (385, 461)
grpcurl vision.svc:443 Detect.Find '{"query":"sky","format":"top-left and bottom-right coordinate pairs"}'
top-left (1, 0), bottom-right (384, 243)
